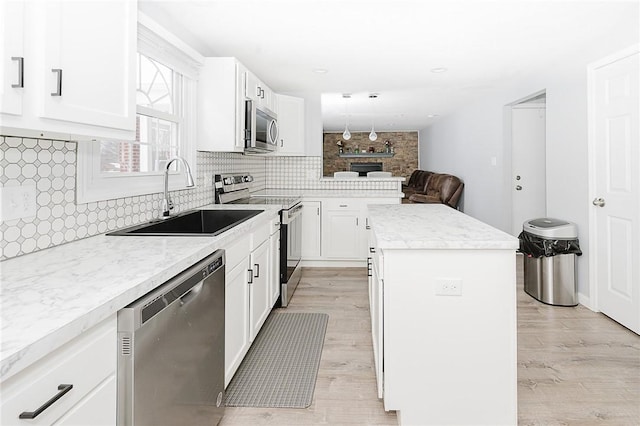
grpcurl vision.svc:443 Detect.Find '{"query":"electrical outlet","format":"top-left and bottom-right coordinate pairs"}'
top-left (435, 278), bottom-right (463, 296)
top-left (0, 185), bottom-right (37, 221)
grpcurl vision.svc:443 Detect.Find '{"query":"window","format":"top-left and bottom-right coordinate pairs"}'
top-left (77, 20), bottom-right (200, 203)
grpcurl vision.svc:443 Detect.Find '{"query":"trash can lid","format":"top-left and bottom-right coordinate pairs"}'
top-left (523, 217), bottom-right (578, 239)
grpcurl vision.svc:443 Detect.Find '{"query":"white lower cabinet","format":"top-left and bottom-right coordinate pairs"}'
top-left (323, 200), bottom-right (361, 259)
top-left (224, 218), bottom-right (277, 387)
top-left (0, 315), bottom-right (116, 426)
top-left (301, 201), bottom-right (322, 259)
top-left (321, 197), bottom-right (400, 260)
top-left (249, 236), bottom-right (270, 342)
top-left (224, 247), bottom-right (251, 387)
top-left (368, 232), bottom-right (384, 399)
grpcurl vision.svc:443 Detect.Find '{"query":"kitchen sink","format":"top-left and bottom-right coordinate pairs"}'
top-left (107, 209), bottom-right (263, 236)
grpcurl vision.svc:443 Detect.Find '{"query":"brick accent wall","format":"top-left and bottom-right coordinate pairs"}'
top-left (323, 131), bottom-right (418, 179)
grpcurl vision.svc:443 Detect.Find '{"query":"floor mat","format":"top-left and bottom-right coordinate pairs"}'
top-left (224, 311), bottom-right (329, 408)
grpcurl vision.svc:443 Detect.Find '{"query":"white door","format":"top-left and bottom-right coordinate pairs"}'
top-left (590, 48), bottom-right (640, 334)
top-left (511, 105), bottom-right (547, 235)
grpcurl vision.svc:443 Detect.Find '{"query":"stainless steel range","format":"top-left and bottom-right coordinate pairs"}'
top-left (214, 173), bottom-right (302, 307)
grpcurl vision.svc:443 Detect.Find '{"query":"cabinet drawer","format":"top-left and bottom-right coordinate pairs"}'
top-left (251, 223), bottom-right (270, 249)
top-left (226, 234), bottom-right (251, 271)
top-left (269, 216), bottom-right (281, 236)
top-left (323, 199), bottom-right (358, 210)
top-left (0, 316), bottom-right (116, 426)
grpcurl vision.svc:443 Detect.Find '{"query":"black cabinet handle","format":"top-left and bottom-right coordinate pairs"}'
top-left (19, 384), bottom-right (73, 419)
top-left (369, 247), bottom-right (376, 253)
top-left (11, 57), bottom-right (24, 88)
top-left (367, 257), bottom-right (372, 277)
top-left (254, 263), bottom-right (260, 278)
top-left (51, 68), bottom-right (62, 96)
top-left (248, 269), bottom-right (253, 284)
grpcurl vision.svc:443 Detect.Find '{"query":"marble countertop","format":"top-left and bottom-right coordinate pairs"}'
top-left (368, 204), bottom-right (519, 250)
top-left (302, 190), bottom-right (404, 199)
top-left (321, 176), bottom-right (406, 181)
top-left (253, 189), bottom-right (404, 199)
top-left (0, 204), bottom-right (280, 382)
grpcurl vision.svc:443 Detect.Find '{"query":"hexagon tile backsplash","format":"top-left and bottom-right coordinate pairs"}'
top-left (0, 136), bottom-right (266, 261)
top-left (1, 135), bottom-right (400, 261)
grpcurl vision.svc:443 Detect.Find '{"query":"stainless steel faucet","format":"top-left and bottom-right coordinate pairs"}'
top-left (162, 156), bottom-right (195, 217)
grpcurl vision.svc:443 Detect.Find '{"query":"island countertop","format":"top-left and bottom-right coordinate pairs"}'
top-left (368, 204), bottom-right (519, 250)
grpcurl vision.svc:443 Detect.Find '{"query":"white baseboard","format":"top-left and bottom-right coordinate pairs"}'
top-left (301, 259), bottom-right (366, 268)
top-left (578, 293), bottom-right (597, 312)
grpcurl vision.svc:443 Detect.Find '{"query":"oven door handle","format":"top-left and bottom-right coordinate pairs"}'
top-left (281, 203), bottom-right (303, 224)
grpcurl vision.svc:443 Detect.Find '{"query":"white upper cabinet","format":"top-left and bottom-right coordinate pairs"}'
top-left (245, 69), bottom-right (276, 112)
top-left (197, 57), bottom-right (247, 152)
top-left (1, 0), bottom-right (137, 140)
top-left (275, 94), bottom-right (305, 155)
top-left (0, 0), bottom-right (25, 116)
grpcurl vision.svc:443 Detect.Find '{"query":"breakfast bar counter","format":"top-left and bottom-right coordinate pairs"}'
top-left (367, 204), bottom-right (519, 426)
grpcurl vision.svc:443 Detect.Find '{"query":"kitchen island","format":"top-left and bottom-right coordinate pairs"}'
top-left (367, 204), bottom-right (519, 426)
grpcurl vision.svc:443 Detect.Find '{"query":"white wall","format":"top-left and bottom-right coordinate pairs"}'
top-left (418, 18), bottom-right (638, 300)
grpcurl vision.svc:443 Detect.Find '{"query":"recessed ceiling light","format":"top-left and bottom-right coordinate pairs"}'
top-left (313, 68), bottom-right (328, 74)
top-left (430, 67), bottom-right (447, 73)
top-left (427, 114), bottom-right (439, 118)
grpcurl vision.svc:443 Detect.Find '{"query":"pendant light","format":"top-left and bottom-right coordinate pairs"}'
top-left (342, 93), bottom-right (351, 140)
top-left (369, 93), bottom-right (378, 141)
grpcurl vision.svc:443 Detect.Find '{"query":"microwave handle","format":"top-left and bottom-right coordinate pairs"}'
top-left (268, 119), bottom-right (279, 145)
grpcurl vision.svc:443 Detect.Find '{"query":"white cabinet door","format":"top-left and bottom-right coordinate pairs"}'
top-left (301, 201), bottom-right (321, 259)
top-left (55, 375), bottom-right (116, 426)
top-left (323, 202), bottom-right (361, 259)
top-left (0, 0), bottom-right (24, 116)
top-left (249, 239), bottom-right (270, 342)
top-left (370, 250), bottom-right (384, 399)
top-left (37, 0), bottom-right (136, 131)
top-left (224, 258), bottom-right (251, 387)
top-left (244, 69), bottom-right (261, 102)
top-left (198, 57), bottom-right (246, 152)
top-left (269, 228), bottom-right (281, 306)
top-left (275, 94), bottom-right (305, 155)
top-left (0, 316), bottom-right (116, 426)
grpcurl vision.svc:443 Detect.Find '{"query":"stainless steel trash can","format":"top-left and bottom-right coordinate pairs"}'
top-left (521, 218), bottom-right (579, 306)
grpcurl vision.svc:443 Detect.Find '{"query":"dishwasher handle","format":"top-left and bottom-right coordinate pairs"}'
top-left (179, 282), bottom-right (204, 306)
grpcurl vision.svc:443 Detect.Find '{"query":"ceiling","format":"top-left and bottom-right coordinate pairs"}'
top-left (139, 0), bottom-right (639, 132)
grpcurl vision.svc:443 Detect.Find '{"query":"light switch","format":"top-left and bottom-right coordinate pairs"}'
top-left (0, 185), bottom-right (37, 221)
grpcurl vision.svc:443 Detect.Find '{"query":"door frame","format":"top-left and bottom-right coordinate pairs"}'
top-left (587, 44), bottom-right (640, 312)
top-left (503, 89), bottom-right (547, 236)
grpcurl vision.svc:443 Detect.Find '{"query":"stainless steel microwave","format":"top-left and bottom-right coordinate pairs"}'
top-left (244, 100), bottom-right (278, 153)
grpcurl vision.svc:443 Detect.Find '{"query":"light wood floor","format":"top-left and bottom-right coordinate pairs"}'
top-left (221, 262), bottom-right (640, 425)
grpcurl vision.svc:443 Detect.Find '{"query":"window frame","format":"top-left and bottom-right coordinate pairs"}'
top-left (76, 18), bottom-right (201, 204)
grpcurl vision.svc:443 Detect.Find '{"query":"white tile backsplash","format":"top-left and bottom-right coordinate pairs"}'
top-left (1, 135), bottom-right (400, 260)
top-left (0, 135), bottom-right (267, 260)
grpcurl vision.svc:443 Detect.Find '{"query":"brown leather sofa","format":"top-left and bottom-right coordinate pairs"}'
top-left (402, 170), bottom-right (464, 209)
top-left (402, 170), bottom-right (433, 198)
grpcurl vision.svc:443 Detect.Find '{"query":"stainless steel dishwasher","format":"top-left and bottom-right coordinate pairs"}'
top-left (117, 250), bottom-right (225, 426)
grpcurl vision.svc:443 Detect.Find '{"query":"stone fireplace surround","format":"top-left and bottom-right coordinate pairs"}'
top-left (323, 131), bottom-right (418, 179)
